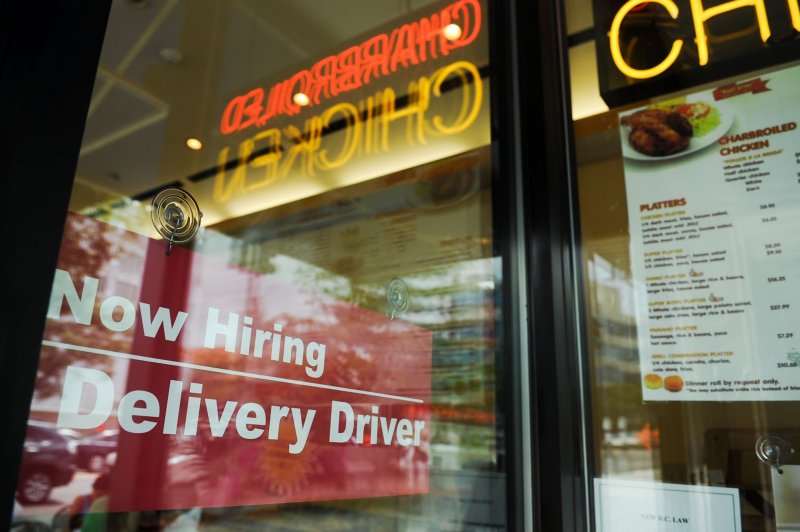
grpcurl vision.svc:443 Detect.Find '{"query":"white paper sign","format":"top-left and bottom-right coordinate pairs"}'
top-left (594, 478), bottom-right (741, 532)
top-left (620, 63), bottom-right (800, 401)
top-left (773, 465), bottom-right (800, 531)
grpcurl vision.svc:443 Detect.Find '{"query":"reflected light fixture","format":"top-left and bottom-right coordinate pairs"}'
top-left (293, 92), bottom-right (310, 107)
top-left (185, 138), bottom-right (203, 150)
top-left (443, 23), bottom-right (462, 41)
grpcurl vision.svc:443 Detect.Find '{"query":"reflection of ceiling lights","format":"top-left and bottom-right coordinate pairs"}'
top-left (443, 24), bottom-right (462, 41)
top-left (293, 92), bottom-right (310, 107)
top-left (185, 138), bottom-right (203, 150)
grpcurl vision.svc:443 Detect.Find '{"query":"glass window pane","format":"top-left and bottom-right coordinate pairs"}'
top-left (12, 1), bottom-right (507, 530)
top-left (567, 0), bottom-right (800, 529)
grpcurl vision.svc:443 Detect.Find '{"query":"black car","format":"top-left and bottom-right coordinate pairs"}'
top-left (17, 421), bottom-right (77, 504)
top-left (76, 430), bottom-right (117, 472)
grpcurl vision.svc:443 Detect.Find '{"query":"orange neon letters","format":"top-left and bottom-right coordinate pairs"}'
top-left (610, 0), bottom-right (798, 79)
top-left (219, 0), bottom-right (482, 135)
top-left (690, 0), bottom-right (771, 65)
top-left (609, 0), bottom-right (683, 79)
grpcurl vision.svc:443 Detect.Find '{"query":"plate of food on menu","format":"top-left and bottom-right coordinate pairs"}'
top-left (619, 98), bottom-right (734, 161)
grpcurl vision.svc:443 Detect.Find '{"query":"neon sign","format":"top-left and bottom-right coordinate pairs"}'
top-left (608, 0), bottom-right (800, 80)
top-left (220, 0), bottom-right (482, 135)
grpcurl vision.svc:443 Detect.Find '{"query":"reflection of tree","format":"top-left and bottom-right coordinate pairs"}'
top-left (59, 215), bottom-right (117, 278)
top-left (35, 214), bottom-right (144, 399)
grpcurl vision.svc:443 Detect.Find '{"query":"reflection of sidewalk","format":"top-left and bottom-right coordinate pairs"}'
top-left (605, 433), bottom-right (641, 448)
top-left (601, 446), bottom-right (660, 481)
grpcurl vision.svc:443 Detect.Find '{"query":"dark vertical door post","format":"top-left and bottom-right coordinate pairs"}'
top-left (0, 1), bottom-right (111, 525)
top-left (491, 0), bottom-right (589, 530)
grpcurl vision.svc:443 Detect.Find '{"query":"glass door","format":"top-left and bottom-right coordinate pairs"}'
top-left (7, 1), bottom-right (517, 530)
top-left (568, 2), bottom-right (800, 525)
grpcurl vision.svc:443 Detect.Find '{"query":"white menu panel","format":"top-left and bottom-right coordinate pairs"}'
top-left (621, 63), bottom-right (800, 401)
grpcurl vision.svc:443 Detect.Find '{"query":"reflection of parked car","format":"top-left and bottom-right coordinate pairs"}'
top-left (17, 421), bottom-right (77, 504)
top-left (77, 430), bottom-right (117, 472)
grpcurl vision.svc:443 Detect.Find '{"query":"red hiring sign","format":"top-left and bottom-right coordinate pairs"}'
top-left (35, 214), bottom-right (431, 511)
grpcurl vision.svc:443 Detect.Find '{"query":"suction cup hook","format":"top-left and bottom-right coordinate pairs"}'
top-left (755, 434), bottom-right (795, 475)
top-left (386, 277), bottom-right (409, 320)
top-left (151, 188), bottom-right (203, 256)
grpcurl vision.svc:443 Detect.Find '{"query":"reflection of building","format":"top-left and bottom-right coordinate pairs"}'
top-left (213, 152), bottom-right (499, 470)
top-left (587, 250), bottom-right (640, 385)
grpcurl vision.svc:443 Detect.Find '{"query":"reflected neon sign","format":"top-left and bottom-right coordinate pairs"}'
top-left (213, 60), bottom-right (483, 203)
top-left (219, 0), bottom-right (482, 135)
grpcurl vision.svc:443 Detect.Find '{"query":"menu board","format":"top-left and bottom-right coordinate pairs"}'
top-left (621, 63), bottom-right (800, 401)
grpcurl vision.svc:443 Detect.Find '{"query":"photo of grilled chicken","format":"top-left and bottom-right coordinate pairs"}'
top-left (621, 109), bottom-right (693, 156)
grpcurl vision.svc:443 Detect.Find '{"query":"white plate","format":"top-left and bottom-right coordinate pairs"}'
top-left (620, 101), bottom-right (734, 161)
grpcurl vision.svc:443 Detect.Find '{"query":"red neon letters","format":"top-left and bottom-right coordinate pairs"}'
top-left (220, 0), bottom-right (482, 135)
